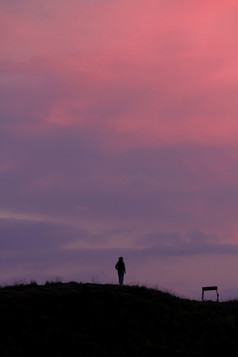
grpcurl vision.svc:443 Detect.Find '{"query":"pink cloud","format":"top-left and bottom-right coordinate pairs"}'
top-left (2, 1), bottom-right (238, 116)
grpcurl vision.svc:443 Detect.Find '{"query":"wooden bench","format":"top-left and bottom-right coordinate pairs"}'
top-left (202, 286), bottom-right (219, 302)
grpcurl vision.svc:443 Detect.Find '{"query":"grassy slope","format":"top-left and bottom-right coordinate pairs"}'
top-left (1, 282), bottom-right (238, 356)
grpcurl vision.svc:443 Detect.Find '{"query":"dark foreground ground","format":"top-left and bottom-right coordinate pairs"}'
top-left (1, 282), bottom-right (238, 356)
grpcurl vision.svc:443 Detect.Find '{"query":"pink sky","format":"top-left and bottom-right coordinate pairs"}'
top-left (1, 0), bottom-right (238, 300)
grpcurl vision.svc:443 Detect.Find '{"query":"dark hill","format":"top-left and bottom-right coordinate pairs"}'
top-left (1, 282), bottom-right (238, 356)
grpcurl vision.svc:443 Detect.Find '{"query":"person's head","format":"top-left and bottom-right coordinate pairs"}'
top-left (119, 256), bottom-right (123, 261)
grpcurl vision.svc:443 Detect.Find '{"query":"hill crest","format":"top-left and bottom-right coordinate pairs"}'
top-left (1, 282), bottom-right (238, 356)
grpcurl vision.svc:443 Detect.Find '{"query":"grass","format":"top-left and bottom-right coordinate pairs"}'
top-left (1, 282), bottom-right (238, 356)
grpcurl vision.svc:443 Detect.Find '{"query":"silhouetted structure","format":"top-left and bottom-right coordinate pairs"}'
top-left (115, 257), bottom-right (126, 285)
top-left (202, 286), bottom-right (219, 302)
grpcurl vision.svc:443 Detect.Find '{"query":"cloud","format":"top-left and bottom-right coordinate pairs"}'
top-left (2, 123), bottom-right (238, 240)
top-left (137, 230), bottom-right (238, 257)
top-left (2, 0), bottom-right (238, 297)
top-left (0, 217), bottom-right (113, 281)
top-left (2, 0), bottom-right (238, 151)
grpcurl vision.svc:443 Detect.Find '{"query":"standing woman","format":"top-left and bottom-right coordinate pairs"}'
top-left (115, 257), bottom-right (126, 285)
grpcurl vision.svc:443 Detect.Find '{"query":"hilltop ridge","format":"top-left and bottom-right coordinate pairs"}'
top-left (1, 282), bottom-right (238, 356)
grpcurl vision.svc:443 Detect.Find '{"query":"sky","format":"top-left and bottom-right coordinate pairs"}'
top-left (1, 0), bottom-right (238, 300)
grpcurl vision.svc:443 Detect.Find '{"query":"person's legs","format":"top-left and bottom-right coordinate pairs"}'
top-left (118, 271), bottom-right (124, 285)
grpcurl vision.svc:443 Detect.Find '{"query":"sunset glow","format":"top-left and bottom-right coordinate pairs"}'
top-left (2, 0), bottom-right (238, 299)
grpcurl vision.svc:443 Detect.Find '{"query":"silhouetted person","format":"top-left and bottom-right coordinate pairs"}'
top-left (115, 257), bottom-right (126, 285)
